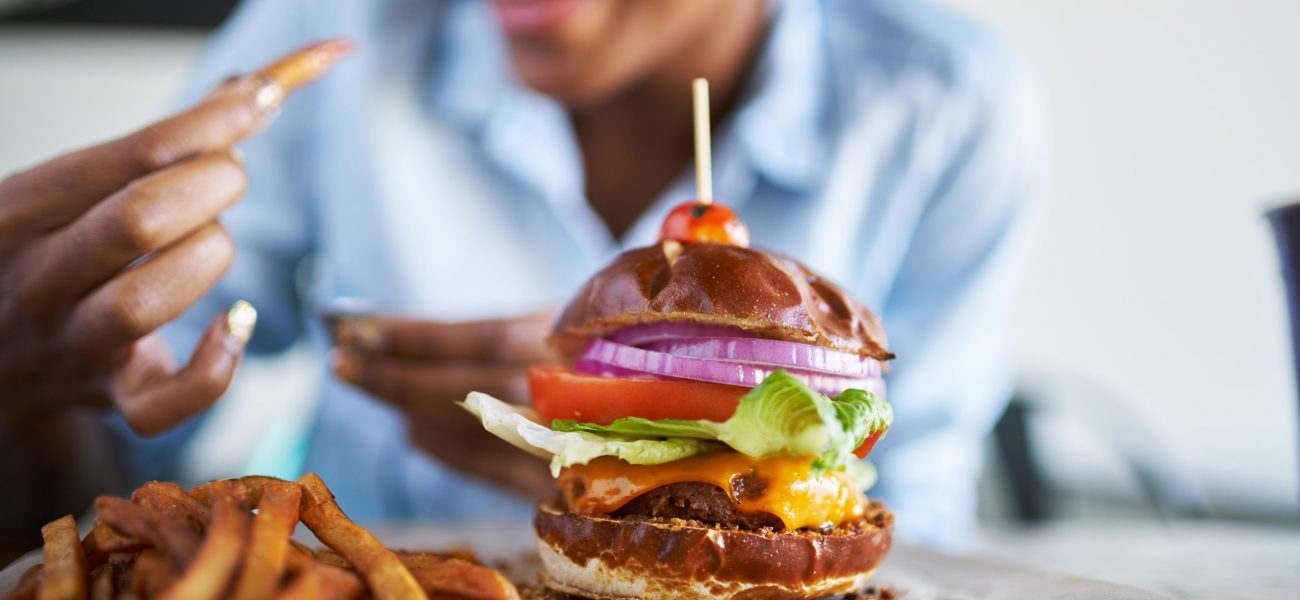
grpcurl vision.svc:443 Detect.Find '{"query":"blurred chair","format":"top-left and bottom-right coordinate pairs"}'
top-left (992, 379), bottom-right (1211, 523)
top-left (994, 201), bottom-right (1300, 523)
top-left (1267, 201), bottom-right (1300, 512)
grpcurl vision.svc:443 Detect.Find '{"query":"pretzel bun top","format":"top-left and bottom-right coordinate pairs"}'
top-left (550, 243), bottom-right (893, 360)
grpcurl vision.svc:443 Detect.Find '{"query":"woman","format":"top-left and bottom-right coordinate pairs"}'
top-left (0, 0), bottom-right (1041, 546)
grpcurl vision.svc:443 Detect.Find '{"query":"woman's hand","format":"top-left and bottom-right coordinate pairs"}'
top-left (0, 85), bottom-right (260, 434)
top-left (0, 40), bottom-right (351, 436)
top-left (329, 311), bottom-right (558, 499)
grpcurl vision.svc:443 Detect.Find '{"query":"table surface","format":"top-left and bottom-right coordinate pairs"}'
top-left (971, 520), bottom-right (1300, 600)
top-left (3, 521), bottom-right (1173, 600)
top-left (11, 519), bottom-right (1292, 599)
top-left (372, 522), bottom-right (1179, 600)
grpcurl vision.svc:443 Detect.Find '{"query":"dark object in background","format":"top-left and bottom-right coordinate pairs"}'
top-left (993, 398), bottom-right (1054, 522)
top-left (1, 0), bottom-right (237, 28)
top-left (992, 383), bottom-right (1211, 523)
top-left (1266, 200), bottom-right (1300, 514)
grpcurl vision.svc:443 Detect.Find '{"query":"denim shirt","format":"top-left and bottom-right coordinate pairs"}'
top-left (136, 0), bottom-right (1042, 545)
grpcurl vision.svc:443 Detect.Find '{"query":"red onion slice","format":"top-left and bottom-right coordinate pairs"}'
top-left (573, 359), bottom-right (669, 381)
top-left (639, 337), bottom-right (881, 378)
top-left (579, 338), bottom-right (884, 397)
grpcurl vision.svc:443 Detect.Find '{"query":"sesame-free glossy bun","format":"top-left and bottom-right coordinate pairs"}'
top-left (533, 501), bottom-right (893, 600)
top-left (550, 243), bottom-right (893, 360)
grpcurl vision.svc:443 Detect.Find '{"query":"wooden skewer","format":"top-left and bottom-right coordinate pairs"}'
top-left (692, 77), bottom-right (713, 205)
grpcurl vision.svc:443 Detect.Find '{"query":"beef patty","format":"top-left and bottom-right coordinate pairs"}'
top-left (558, 480), bottom-right (784, 530)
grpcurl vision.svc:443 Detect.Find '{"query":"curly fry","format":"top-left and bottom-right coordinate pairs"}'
top-left (296, 473), bottom-right (425, 600)
top-left (230, 480), bottom-right (301, 600)
top-left (188, 476), bottom-right (280, 510)
top-left (6, 564), bottom-right (41, 600)
top-left (273, 562), bottom-right (364, 600)
top-left (130, 550), bottom-right (178, 598)
top-left (81, 522), bottom-right (142, 567)
top-left (404, 557), bottom-right (520, 600)
top-left (133, 482), bottom-right (211, 530)
top-left (158, 496), bottom-right (250, 600)
top-left (94, 497), bottom-right (200, 568)
top-left (88, 564), bottom-right (112, 600)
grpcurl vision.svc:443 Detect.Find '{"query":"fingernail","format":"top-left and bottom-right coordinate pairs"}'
top-left (226, 300), bottom-right (258, 348)
top-left (330, 349), bottom-right (361, 384)
top-left (336, 316), bottom-right (383, 352)
top-left (661, 239), bottom-right (683, 267)
top-left (251, 77), bottom-right (285, 118)
top-left (229, 147), bottom-right (245, 165)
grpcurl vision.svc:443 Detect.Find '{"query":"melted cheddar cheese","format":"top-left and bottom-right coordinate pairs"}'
top-left (556, 452), bottom-right (864, 530)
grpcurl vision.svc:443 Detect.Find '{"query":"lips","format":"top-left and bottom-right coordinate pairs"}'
top-left (490, 0), bottom-right (587, 34)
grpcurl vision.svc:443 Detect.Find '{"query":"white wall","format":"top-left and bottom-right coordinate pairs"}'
top-left (941, 0), bottom-right (1300, 515)
top-left (0, 28), bottom-right (206, 169)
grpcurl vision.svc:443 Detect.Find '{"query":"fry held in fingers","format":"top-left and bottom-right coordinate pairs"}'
top-left (248, 39), bottom-right (354, 113)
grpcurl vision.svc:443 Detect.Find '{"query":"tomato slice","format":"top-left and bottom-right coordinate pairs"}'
top-left (529, 365), bottom-right (745, 425)
top-left (528, 365), bottom-right (885, 457)
top-left (854, 432), bottom-right (883, 459)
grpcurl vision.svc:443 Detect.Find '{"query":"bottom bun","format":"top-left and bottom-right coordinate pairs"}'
top-left (533, 501), bottom-right (893, 600)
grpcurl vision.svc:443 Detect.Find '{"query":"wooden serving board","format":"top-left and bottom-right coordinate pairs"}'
top-left (1, 520), bottom-right (1171, 599)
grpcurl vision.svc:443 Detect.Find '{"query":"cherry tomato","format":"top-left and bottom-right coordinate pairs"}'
top-left (658, 200), bottom-right (750, 247)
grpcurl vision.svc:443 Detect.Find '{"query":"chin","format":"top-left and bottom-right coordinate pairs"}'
top-left (507, 54), bottom-right (618, 109)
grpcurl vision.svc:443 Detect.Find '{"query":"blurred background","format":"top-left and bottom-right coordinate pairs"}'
top-left (2, 1), bottom-right (1298, 597)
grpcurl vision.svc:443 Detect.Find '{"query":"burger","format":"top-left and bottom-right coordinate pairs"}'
top-left (463, 200), bottom-right (895, 599)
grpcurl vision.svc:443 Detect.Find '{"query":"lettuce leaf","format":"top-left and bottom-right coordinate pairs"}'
top-left (552, 370), bottom-right (892, 472)
top-left (819, 387), bottom-right (894, 472)
top-left (460, 391), bottom-right (721, 475)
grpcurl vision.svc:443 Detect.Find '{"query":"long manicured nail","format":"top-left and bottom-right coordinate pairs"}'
top-left (330, 349), bottom-right (362, 384)
top-left (251, 77), bottom-right (285, 118)
top-left (226, 300), bottom-right (258, 348)
top-left (336, 316), bottom-right (383, 352)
